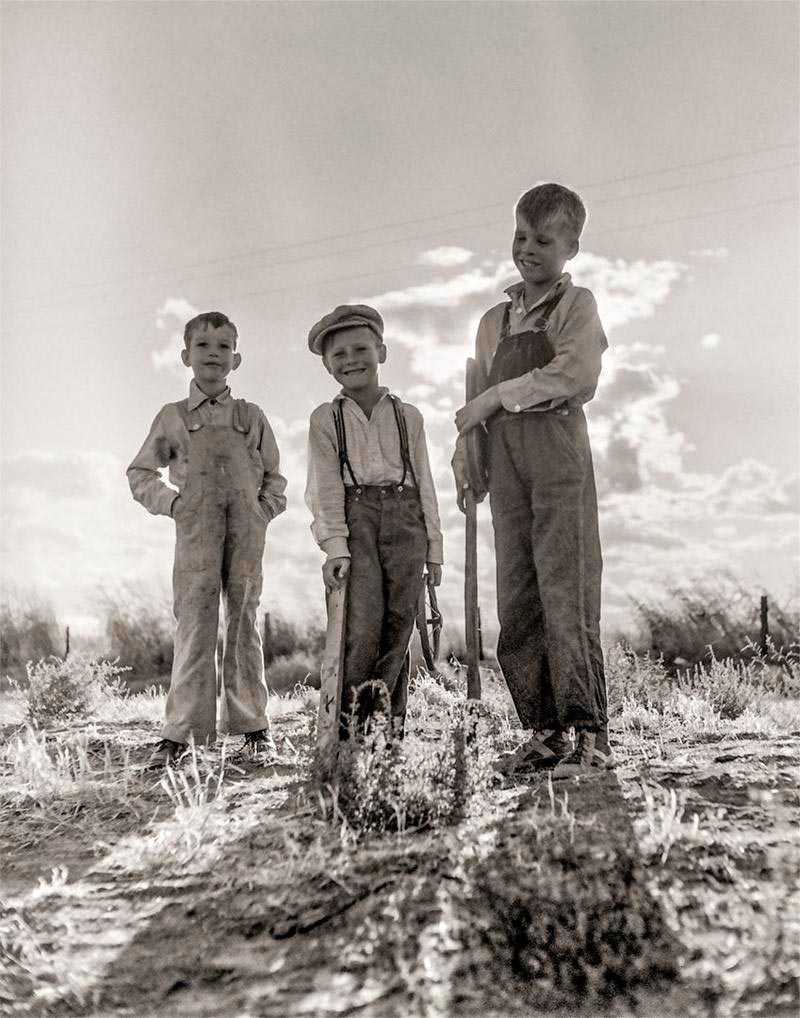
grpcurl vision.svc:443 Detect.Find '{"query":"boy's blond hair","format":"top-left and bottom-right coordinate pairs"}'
top-left (516, 183), bottom-right (587, 241)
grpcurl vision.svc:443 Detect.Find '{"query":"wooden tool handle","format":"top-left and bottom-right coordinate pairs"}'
top-left (317, 583), bottom-right (347, 780)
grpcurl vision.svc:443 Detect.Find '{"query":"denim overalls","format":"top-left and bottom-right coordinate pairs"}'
top-left (333, 396), bottom-right (428, 737)
top-left (164, 398), bottom-right (270, 744)
top-left (486, 295), bottom-right (607, 731)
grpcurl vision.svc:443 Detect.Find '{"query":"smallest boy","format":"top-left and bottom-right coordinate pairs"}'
top-left (128, 312), bottom-right (287, 766)
top-left (305, 305), bottom-right (443, 739)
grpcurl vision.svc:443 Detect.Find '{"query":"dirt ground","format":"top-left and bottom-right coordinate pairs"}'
top-left (1, 696), bottom-right (798, 1018)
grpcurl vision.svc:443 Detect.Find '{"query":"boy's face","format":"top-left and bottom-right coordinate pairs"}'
top-left (181, 323), bottom-right (241, 389)
top-left (322, 326), bottom-right (386, 392)
top-left (512, 211), bottom-right (578, 296)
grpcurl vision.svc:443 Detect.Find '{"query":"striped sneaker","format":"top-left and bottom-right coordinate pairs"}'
top-left (552, 730), bottom-right (615, 777)
top-left (244, 729), bottom-right (278, 761)
top-left (495, 729), bottom-right (572, 775)
top-left (146, 738), bottom-right (187, 769)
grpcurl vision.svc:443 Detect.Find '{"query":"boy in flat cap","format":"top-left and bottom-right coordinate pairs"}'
top-left (453, 183), bottom-right (611, 776)
top-left (128, 311), bottom-right (287, 766)
top-left (306, 304), bottom-right (443, 739)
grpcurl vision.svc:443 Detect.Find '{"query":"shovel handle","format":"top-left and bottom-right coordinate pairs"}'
top-left (464, 489), bottom-right (481, 699)
top-left (317, 583), bottom-right (347, 779)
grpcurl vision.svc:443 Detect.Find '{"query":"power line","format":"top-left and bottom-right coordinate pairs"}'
top-left (7, 162), bottom-right (798, 321)
top-left (9, 192), bottom-right (796, 332)
top-left (6, 141), bottom-right (797, 307)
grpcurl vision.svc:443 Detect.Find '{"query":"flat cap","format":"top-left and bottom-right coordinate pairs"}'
top-left (308, 304), bottom-right (384, 356)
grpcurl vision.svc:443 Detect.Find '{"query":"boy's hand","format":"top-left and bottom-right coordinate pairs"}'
top-left (455, 387), bottom-right (501, 435)
top-left (322, 557), bottom-right (350, 592)
top-left (452, 458), bottom-right (470, 514)
top-left (426, 563), bottom-right (442, 586)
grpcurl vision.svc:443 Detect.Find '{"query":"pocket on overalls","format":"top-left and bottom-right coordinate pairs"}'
top-left (398, 497), bottom-right (428, 559)
top-left (174, 492), bottom-right (213, 572)
top-left (550, 414), bottom-right (585, 473)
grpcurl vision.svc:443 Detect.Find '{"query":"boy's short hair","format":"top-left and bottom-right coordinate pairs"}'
top-left (516, 183), bottom-right (587, 241)
top-left (184, 311), bottom-right (238, 348)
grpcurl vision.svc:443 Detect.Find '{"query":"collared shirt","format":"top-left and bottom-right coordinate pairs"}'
top-left (305, 387), bottom-right (444, 563)
top-left (453, 273), bottom-right (607, 468)
top-left (127, 380), bottom-right (288, 520)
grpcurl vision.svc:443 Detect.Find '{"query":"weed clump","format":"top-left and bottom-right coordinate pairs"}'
top-left (24, 655), bottom-right (129, 726)
top-left (265, 651), bottom-right (320, 693)
top-left (605, 645), bottom-right (670, 716)
top-left (0, 591), bottom-right (61, 673)
top-left (96, 583), bottom-right (174, 680)
top-left (329, 709), bottom-right (489, 836)
top-left (631, 575), bottom-right (799, 672)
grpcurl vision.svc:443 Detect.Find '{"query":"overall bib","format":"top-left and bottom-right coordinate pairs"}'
top-left (334, 398), bottom-right (428, 738)
top-left (164, 400), bottom-right (270, 744)
top-left (487, 298), bottom-right (607, 731)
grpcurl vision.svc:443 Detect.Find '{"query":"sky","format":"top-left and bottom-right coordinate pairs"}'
top-left (2, 0), bottom-right (798, 644)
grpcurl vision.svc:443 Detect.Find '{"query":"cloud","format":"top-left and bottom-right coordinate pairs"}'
top-left (570, 253), bottom-right (687, 334)
top-left (416, 246), bottom-right (474, 268)
top-left (152, 296), bottom-right (199, 375)
top-left (689, 247), bottom-right (730, 259)
top-left (701, 332), bottom-right (723, 349)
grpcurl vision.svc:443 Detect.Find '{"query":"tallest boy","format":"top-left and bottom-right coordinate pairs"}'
top-left (453, 183), bottom-right (611, 775)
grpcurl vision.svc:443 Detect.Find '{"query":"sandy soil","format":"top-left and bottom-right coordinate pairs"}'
top-left (1, 703), bottom-right (798, 1017)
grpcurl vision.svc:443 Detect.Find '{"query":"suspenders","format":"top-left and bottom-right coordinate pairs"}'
top-left (332, 395), bottom-right (418, 489)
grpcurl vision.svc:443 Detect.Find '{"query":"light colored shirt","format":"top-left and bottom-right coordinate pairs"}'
top-left (127, 380), bottom-right (288, 520)
top-left (454, 273), bottom-right (607, 468)
top-left (305, 388), bottom-right (444, 564)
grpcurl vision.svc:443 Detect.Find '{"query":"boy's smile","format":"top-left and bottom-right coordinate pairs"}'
top-left (181, 323), bottom-right (241, 395)
top-left (512, 211), bottom-right (578, 303)
top-left (323, 326), bottom-right (386, 395)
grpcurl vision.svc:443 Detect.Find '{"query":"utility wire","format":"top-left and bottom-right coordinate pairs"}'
top-left (9, 192), bottom-right (796, 332)
top-left (6, 141), bottom-right (798, 307)
top-left (7, 160), bottom-right (798, 317)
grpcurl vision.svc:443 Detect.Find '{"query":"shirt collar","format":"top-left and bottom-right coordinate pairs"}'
top-left (504, 272), bottom-right (571, 315)
top-left (188, 379), bottom-right (232, 410)
top-left (333, 385), bottom-right (391, 405)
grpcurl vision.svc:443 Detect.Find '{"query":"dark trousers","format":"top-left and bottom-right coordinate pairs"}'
top-left (488, 408), bottom-right (607, 731)
top-left (340, 485), bottom-right (428, 738)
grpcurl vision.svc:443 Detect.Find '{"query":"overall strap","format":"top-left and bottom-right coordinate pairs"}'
top-left (232, 399), bottom-right (250, 434)
top-left (532, 288), bottom-right (567, 332)
top-left (390, 395), bottom-right (418, 489)
top-left (500, 302), bottom-right (512, 340)
top-left (332, 402), bottom-right (359, 487)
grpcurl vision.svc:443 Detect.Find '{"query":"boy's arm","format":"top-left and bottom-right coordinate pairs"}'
top-left (452, 311), bottom-right (494, 507)
top-left (305, 407), bottom-right (350, 561)
top-left (494, 289), bottom-right (607, 413)
top-left (256, 410), bottom-right (288, 521)
top-left (127, 408), bottom-right (181, 517)
top-left (408, 409), bottom-right (444, 567)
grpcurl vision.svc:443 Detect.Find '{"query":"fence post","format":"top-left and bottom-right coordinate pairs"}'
top-left (64, 626), bottom-right (70, 659)
top-left (263, 612), bottom-right (274, 666)
top-left (759, 595), bottom-right (769, 653)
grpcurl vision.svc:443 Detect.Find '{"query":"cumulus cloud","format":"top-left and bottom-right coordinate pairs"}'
top-left (152, 296), bottom-right (199, 375)
top-left (416, 246), bottom-right (474, 268)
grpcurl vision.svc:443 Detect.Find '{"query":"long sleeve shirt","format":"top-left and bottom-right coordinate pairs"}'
top-left (305, 388), bottom-right (444, 564)
top-left (127, 380), bottom-right (288, 521)
top-left (454, 273), bottom-right (607, 469)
